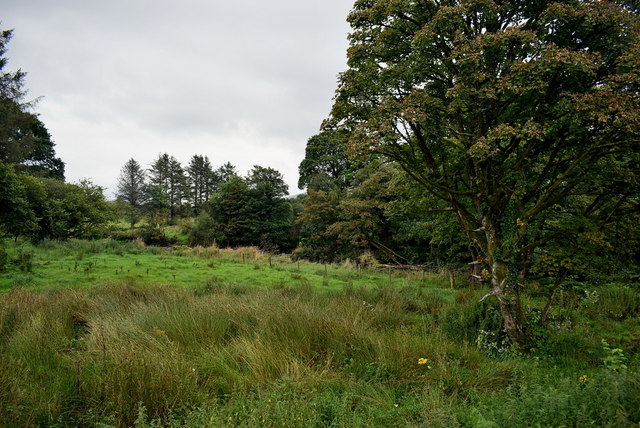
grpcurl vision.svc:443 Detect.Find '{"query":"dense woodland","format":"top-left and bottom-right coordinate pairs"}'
top-left (1, 1), bottom-right (640, 425)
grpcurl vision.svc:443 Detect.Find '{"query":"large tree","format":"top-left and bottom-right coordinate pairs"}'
top-left (36, 179), bottom-right (113, 240)
top-left (298, 129), bottom-right (354, 191)
top-left (215, 161), bottom-right (238, 184)
top-left (0, 28), bottom-right (31, 163)
top-left (116, 158), bottom-right (147, 227)
top-left (0, 163), bottom-right (38, 239)
top-left (208, 176), bottom-right (251, 247)
top-left (187, 154), bottom-right (217, 214)
top-left (0, 28), bottom-right (64, 179)
top-left (148, 153), bottom-right (189, 220)
top-left (17, 117), bottom-right (65, 180)
top-left (204, 166), bottom-right (294, 250)
top-left (295, 161), bottom-right (468, 264)
top-left (329, 0), bottom-right (640, 347)
top-left (245, 165), bottom-right (294, 249)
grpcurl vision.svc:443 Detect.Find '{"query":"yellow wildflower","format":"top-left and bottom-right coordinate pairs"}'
top-left (418, 358), bottom-right (428, 365)
top-left (579, 375), bottom-right (590, 384)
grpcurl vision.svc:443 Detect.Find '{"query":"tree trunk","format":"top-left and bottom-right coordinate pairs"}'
top-left (481, 219), bottom-right (530, 349)
top-left (490, 260), bottom-right (530, 348)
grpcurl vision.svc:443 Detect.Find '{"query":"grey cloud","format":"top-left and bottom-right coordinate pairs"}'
top-left (3, 0), bottom-right (353, 194)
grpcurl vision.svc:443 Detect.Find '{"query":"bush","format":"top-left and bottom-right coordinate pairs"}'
top-left (0, 248), bottom-right (8, 271)
top-left (178, 217), bottom-right (195, 235)
top-left (187, 213), bottom-right (217, 247)
top-left (110, 227), bottom-right (142, 241)
top-left (141, 224), bottom-right (177, 247)
top-left (13, 250), bottom-right (34, 273)
top-left (462, 370), bottom-right (640, 427)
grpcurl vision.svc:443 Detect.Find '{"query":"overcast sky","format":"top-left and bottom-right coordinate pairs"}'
top-left (3, 0), bottom-right (353, 198)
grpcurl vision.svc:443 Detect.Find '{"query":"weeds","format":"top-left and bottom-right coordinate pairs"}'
top-left (0, 283), bottom-right (509, 426)
top-left (0, 239), bottom-right (637, 426)
top-left (585, 286), bottom-right (640, 320)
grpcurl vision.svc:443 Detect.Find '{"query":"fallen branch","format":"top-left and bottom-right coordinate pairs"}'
top-left (480, 289), bottom-right (499, 302)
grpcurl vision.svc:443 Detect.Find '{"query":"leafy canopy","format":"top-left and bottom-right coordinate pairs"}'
top-left (328, 0), bottom-right (640, 346)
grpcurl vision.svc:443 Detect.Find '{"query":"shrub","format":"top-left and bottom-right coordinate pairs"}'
top-left (141, 224), bottom-right (177, 247)
top-left (13, 250), bottom-right (34, 273)
top-left (110, 227), bottom-right (142, 241)
top-left (462, 371), bottom-right (640, 427)
top-left (187, 213), bottom-right (217, 247)
top-left (0, 248), bottom-right (8, 271)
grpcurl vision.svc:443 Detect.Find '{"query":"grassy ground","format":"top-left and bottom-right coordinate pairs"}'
top-left (0, 239), bottom-right (639, 427)
top-left (0, 239), bottom-right (452, 294)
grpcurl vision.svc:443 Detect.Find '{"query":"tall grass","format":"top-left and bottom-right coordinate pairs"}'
top-left (0, 283), bottom-right (515, 426)
top-left (584, 286), bottom-right (640, 320)
top-left (0, 241), bottom-right (638, 426)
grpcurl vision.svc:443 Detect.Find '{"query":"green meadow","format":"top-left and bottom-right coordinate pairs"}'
top-left (0, 239), bottom-right (451, 292)
top-left (0, 239), bottom-right (639, 427)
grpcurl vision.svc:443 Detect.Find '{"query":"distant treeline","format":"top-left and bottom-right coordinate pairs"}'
top-left (115, 154), bottom-right (296, 251)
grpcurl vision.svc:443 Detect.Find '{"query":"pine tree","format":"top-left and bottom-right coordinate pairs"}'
top-left (115, 158), bottom-right (147, 227)
top-left (148, 153), bottom-right (188, 221)
top-left (187, 154), bottom-right (217, 214)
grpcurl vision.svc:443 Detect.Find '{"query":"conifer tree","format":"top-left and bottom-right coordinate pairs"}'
top-left (116, 158), bottom-right (147, 227)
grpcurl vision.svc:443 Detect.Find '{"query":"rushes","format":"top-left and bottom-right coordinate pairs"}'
top-left (0, 282), bottom-right (637, 427)
top-left (0, 284), bottom-right (462, 426)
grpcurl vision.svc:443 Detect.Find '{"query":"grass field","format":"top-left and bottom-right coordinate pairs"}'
top-left (0, 239), bottom-right (452, 293)
top-left (0, 239), bottom-right (639, 427)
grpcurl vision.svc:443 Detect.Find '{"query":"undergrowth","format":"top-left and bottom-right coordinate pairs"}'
top-left (0, 239), bottom-right (638, 426)
top-left (0, 281), bottom-right (637, 427)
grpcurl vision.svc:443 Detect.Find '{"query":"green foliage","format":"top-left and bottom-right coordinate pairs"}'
top-left (326, 0), bottom-right (640, 347)
top-left (148, 153), bottom-right (189, 221)
top-left (15, 117), bottom-right (65, 180)
top-left (0, 28), bottom-right (64, 179)
top-left (0, 247), bottom-right (7, 271)
top-left (208, 167), bottom-right (294, 251)
top-left (186, 154), bottom-right (217, 214)
top-left (298, 129), bottom-right (354, 191)
top-left (116, 158), bottom-right (147, 227)
top-left (13, 249), bottom-right (34, 273)
top-left (463, 371), bottom-right (640, 427)
top-left (36, 178), bottom-right (115, 240)
top-left (140, 223), bottom-right (177, 247)
top-left (244, 165), bottom-right (294, 250)
top-left (0, 162), bottom-right (38, 238)
top-left (0, 28), bottom-right (37, 166)
top-left (440, 295), bottom-right (508, 351)
top-left (215, 161), bottom-right (238, 183)
top-left (145, 184), bottom-right (171, 219)
top-left (583, 286), bottom-right (640, 320)
top-left (602, 339), bottom-right (629, 371)
top-left (187, 212), bottom-right (217, 247)
top-left (296, 162), bottom-right (469, 265)
top-left (295, 188), bottom-right (347, 262)
top-left (208, 176), bottom-right (251, 247)
top-left (0, 173), bottom-right (113, 242)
